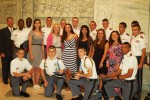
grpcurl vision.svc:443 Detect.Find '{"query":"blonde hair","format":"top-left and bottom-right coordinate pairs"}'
top-left (50, 23), bottom-right (60, 35)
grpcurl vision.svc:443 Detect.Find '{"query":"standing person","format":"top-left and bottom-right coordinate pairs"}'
top-left (11, 19), bottom-right (27, 58)
top-left (61, 23), bottom-right (78, 90)
top-left (119, 22), bottom-right (131, 43)
top-left (0, 17), bottom-right (15, 84)
top-left (42, 17), bottom-right (52, 58)
top-left (47, 23), bottom-right (62, 59)
top-left (27, 19), bottom-right (44, 90)
top-left (24, 17), bottom-right (32, 35)
top-left (89, 21), bottom-right (97, 40)
top-left (60, 19), bottom-right (66, 36)
top-left (40, 45), bottom-right (65, 100)
top-left (10, 48), bottom-right (33, 97)
top-left (102, 18), bottom-right (113, 41)
top-left (131, 25), bottom-right (146, 100)
top-left (72, 17), bottom-right (80, 37)
top-left (103, 42), bottom-right (138, 100)
top-left (77, 25), bottom-right (93, 57)
top-left (68, 47), bottom-right (98, 100)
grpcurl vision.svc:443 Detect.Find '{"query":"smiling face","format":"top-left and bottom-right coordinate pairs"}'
top-left (81, 27), bottom-right (88, 36)
top-left (53, 24), bottom-right (60, 35)
top-left (48, 48), bottom-right (56, 58)
top-left (78, 48), bottom-right (86, 59)
top-left (102, 21), bottom-right (109, 29)
top-left (97, 30), bottom-right (104, 40)
top-left (16, 50), bottom-right (25, 60)
top-left (119, 24), bottom-right (125, 33)
top-left (111, 32), bottom-right (119, 41)
top-left (18, 20), bottom-right (24, 30)
top-left (132, 26), bottom-right (140, 36)
top-left (34, 20), bottom-right (41, 29)
top-left (46, 17), bottom-right (52, 27)
top-left (65, 24), bottom-right (72, 33)
top-left (7, 18), bottom-right (14, 28)
top-left (89, 22), bottom-right (96, 31)
top-left (60, 19), bottom-right (66, 29)
top-left (122, 44), bottom-right (131, 55)
top-left (72, 17), bottom-right (79, 27)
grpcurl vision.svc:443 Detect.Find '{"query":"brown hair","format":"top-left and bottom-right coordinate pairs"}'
top-left (109, 31), bottom-right (122, 46)
top-left (32, 19), bottom-right (41, 32)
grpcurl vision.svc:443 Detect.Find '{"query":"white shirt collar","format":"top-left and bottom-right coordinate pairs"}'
top-left (124, 51), bottom-right (132, 58)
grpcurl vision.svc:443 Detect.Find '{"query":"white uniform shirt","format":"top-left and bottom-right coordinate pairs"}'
top-left (73, 27), bottom-right (80, 37)
top-left (60, 28), bottom-right (63, 36)
top-left (90, 29), bottom-right (97, 41)
top-left (42, 26), bottom-right (52, 45)
top-left (80, 55), bottom-right (98, 79)
top-left (105, 28), bottom-right (113, 41)
top-left (24, 27), bottom-right (32, 38)
top-left (10, 58), bottom-right (32, 76)
top-left (11, 28), bottom-right (28, 48)
top-left (131, 34), bottom-right (146, 56)
top-left (119, 51), bottom-right (138, 80)
top-left (40, 57), bottom-right (65, 75)
top-left (120, 32), bottom-right (131, 43)
top-left (140, 31), bottom-right (147, 45)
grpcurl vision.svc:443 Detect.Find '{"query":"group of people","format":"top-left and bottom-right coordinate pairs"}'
top-left (0, 16), bottom-right (147, 100)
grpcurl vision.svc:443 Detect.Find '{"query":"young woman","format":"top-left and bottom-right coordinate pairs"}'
top-left (47, 23), bottom-right (62, 59)
top-left (27, 19), bottom-right (44, 90)
top-left (77, 25), bottom-right (93, 57)
top-left (92, 29), bottom-right (109, 91)
top-left (61, 23), bottom-right (78, 90)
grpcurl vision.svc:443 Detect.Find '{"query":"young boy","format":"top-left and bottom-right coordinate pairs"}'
top-left (40, 45), bottom-right (65, 100)
top-left (10, 48), bottom-right (33, 97)
top-left (68, 47), bottom-right (98, 100)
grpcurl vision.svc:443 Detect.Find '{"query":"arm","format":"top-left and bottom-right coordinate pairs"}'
top-left (119, 69), bottom-right (133, 79)
top-left (40, 69), bottom-right (48, 87)
top-left (88, 37), bottom-right (93, 57)
top-left (99, 42), bottom-right (109, 68)
top-left (88, 45), bottom-right (93, 57)
top-left (76, 68), bottom-right (92, 78)
top-left (91, 46), bottom-right (95, 58)
top-left (28, 33), bottom-right (33, 60)
top-left (139, 48), bottom-right (146, 68)
top-left (42, 39), bottom-right (45, 59)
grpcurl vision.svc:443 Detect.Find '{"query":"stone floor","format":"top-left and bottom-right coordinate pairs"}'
top-left (0, 58), bottom-right (149, 100)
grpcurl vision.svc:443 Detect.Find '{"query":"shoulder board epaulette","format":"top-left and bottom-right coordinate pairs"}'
top-left (130, 54), bottom-right (132, 56)
top-left (140, 36), bottom-right (143, 39)
top-left (140, 31), bottom-right (145, 34)
top-left (126, 33), bottom-right (130, 36)
top-left (56, 57), bottom-right (60, 60)
top-left (109, 28), bottom-right (113, 30)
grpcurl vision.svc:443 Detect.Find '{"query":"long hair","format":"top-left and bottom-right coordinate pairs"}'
top-left (61, 23), bottom-right (75, 43)
top-left (50, 23), bottom-right (60, 35)
top-left (79, 25), bottom-right (90, 41)
top-left (109, 31), bottom-right (122, 46)
top-left (32, 19), bottom-right (41, 32)
top-left (94, 28), bottom-right (107, 49)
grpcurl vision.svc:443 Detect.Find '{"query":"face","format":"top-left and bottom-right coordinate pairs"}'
top-left (81, 27), bottom-right (88, 36)
top-left (7, 18), bottom-right (14, 28)
top-left (60, 20), bottom-right (66, 28)
top-left (122, 44), bottom-right (130, 54)
top-left (72, 18), bottom-right (79, 27)
top-left (102, 21), bottom-right (109, 29)
top-left (78, 49), bottom-right (86, 59)
top-left (132, 26), bottom-right (140, 36)
top-left (53, 24), bottom-right (60, 34)
top-left (46, 18), bottom-right (52, 26)
top-left (65, 25), bottom-right (71, 33)
top-left (119, 24), bottom-right (125, 33)
top-left (18, 20), bottom-right (24, 30)
top-left (34, 20), bottom-right (41, 29)
top-left (26, 18), bottom-right (32, 27)
top-left (89, 22), bottom-right (96, 31)
top-left (48, 48), bottom-right (56, 58)
top-left (16, 50), bottom-right (25, 60)
top-left (111, 32), bottom-right (119, 41)
top-left (97, 30), bottom-right (104, 40)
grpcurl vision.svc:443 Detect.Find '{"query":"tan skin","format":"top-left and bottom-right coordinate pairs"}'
top-left (1, 18), bottom-right (14, 57)
top-left (13, 50), bottom-right (33, 81)
top-left (89, 22), bottom-right (97, 31)
top-left (132, 26), bottom-right (146, 69)
top-left (102, 21), bottom-right (109, 30)
top-left (28, 20), bottom-right (44, 86)
top-left (72, 18), bottom-right (79, 29)
top-left (60, 19), bottom-right (66, 29)
top-left (41, 48), bottom-right (65, 87)
top-left (74, 49), bottom-right (93, 80)
top-left (81, 27), bottom-right (93, 57)
top-left (46, 18), bottom-right (52, 28)
top-left (101, 44), bottom-right (134, 80)
top-left (119, 24), bottom-right (126, 35)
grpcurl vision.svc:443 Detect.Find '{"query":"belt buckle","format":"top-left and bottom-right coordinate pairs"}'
top-left (49, 74), bottom-right (52, 76)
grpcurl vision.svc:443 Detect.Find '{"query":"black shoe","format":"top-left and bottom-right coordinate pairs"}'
top-left (56, 94), bottom-right (63, 100)
top-left (71, 94), bottom-right (83, 100)
top-left (4, 81), bottom-right (8, 84)
top-left (114, 96), bottom-right (122, 100)
top-left (20, 91), bottom-right (30, 97)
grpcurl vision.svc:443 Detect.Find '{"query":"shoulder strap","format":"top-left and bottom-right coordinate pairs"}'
top-left (84, 57), bottom-right (93, 69)
top-left (56, 59), bottom-right (60, 70)
top-left (44, 59), bottom-right (47, 69)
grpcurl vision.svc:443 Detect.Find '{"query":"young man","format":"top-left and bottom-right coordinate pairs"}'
top-left (119, 22), bottom-right (131, 43)
top-left (89, 21), bottom-right (97, 40)
top-left (131, 25), bottom-right (146, 100)
top-left (0, 17), bottom-right (15, 84)
top-left (10, 48), bottom-right (33, 97)
top-left (11, 19), bottom-right (28, 58)
top-left (102, 18), bottom-right (113, 40)
top-left (72, 17), bottom-right (80, 36)
top-left (24, 17), bottom-right (32, 35)
top-left (69, 47), bottom-right (98, 100)
top-left (42, 17), bottom-right (52, 58)
top-left (40, 45), bottom-right (65, 100)
top-left (60, 19), bottom-right (66, 36)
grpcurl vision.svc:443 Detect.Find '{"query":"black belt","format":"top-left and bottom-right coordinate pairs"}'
top-left (88, 79), bottom-right (98, 81)
top-left (123, 80), bottom-right (135, 83)
top-left (44, 45), bottom-right (46, 48)
top-left (32, 44), bottom-right (43, 46)
top-left (46, 74), bottom-right (54, 76)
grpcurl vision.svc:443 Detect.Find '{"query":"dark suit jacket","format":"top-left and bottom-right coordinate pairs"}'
top-left (0, 27), bottom-right (15, 58)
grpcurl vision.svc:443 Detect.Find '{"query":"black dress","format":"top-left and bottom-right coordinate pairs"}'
top-left (93, 40), bottom-right (108, 75)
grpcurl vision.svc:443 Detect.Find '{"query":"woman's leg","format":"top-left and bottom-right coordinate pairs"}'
top-left (32, 68), bottom-right (36, 85)
top-left (35, 68), bottom-right (41, 85)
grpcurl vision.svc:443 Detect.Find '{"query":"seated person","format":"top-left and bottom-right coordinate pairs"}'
top-left (10, 48), bottom-right (33, 97)
top-left (40, 45), bottom-right (65, 100)
top-left (102, 42), bottom-right (138, 100)
top-left (68, 47), bottom-right (98, 100)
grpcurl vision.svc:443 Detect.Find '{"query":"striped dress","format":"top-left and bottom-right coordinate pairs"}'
top-left (62, 38), bottom-right (77, 73)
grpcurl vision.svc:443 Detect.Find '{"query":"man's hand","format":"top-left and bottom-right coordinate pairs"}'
top-left (44, 81), bottom-right (48, 87)
top-left (99, 63), bottom-right (103, 68)
top-left (138, 64), bottom-right (143, 69)
top-left (1, 53), bottom-right (5, 58)
top-left (75, 72), bottom-right (82, 77)
top-left (25, 73), bottom-right (31, 78)
top-left (75, 75), bottom-right (80, 80)
top-left (58, 70), bottom-right (64, 74)
top-left (100, 74), bottom-right (107, 78)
